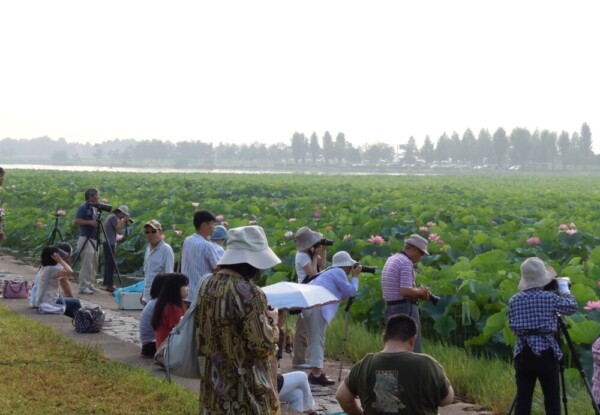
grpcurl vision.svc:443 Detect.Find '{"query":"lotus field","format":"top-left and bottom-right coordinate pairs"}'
top-left (2, 170), bottom-right (600, 370)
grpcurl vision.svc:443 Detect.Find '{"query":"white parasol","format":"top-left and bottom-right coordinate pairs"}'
top-left (262, 281), bottom-right (340, 310)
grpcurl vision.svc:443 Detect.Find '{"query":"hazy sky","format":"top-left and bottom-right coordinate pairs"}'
top-left (2, 1), bottom-right (599, 151)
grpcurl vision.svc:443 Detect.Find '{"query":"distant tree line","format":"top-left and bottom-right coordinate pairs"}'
top-left (0, 123), bottom-right (595, 170)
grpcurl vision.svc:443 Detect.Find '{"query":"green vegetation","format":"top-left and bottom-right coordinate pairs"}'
top-left (0, 305), bottom-right (199, 414)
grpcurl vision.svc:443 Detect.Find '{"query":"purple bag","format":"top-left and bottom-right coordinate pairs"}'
top-left (2, 280), bottom-right (29, 299)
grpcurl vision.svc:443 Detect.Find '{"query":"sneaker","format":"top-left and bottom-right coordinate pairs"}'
top-left (89, 286), bottom-right (100, 292)
top-left (79, 287), bottom-right (94, 295)
top-left (102, 285), bottom-right (117, 293)
top-left (308, 372), bottom-right (335, 386)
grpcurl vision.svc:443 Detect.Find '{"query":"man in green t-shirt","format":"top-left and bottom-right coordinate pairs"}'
top-left (336, 313), bottom-right (454, 415)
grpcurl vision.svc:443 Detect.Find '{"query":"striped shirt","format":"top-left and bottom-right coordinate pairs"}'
top-left (181, 233), bottom-right (221, 302)
top-left (593, 337), bottom-right (600, 404)
top-left (508, 289), bottom-right (577, 359)
top-left (381, 252), bottom-right (415, 302)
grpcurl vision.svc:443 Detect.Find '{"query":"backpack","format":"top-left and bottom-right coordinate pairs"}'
top-left (73, 306), bottom-right (105, 333)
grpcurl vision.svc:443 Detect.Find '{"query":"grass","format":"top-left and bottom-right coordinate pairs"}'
top-left (322, 313), bottom-right (599, 415)
top-left (0, 305), bottom-right (199, 415)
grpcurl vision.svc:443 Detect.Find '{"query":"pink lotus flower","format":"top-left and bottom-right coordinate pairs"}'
top-left (343, 234), bottom-right (351, 241)
top-left (215, 215), bottom-right (224, 222)
top-left (271, 201), bottom-right (278, 206)
top-left (288, 218), bottom-right (296, 222)
top-left (116, 234), bottom-right (124, 242)
top-left (427, 221), bottom-right (437, 227)
top-left (584, 300), bottom-right (600, 311)
top-left (428, 233), bottom-right (440, 242)
top-left (284, 230), bottom-right (293, 238)
top-left (191, 202), bottom-right (200, 207)
top-left (55, 209), bottom-right (66, 216)
top-left (436, 239), bottom-right (444, 245)
top-left (526, 237), bottom-right (541, 246)
top-left (368, 235), bottom-right (385, 245)
top-left (35, 221), bottom-right (44, 228)
top-left (174, 230), bottom-right (183, 236)
top-left (491, 220), bottom-right (497, 226)
top-left (559, 224), bottom-right (569, 231)
top-left (569, 223), bottom-right (576, 229)
top-left (419, 226), bottom-right (428, 233)
top-left (566, 229), bottom-right (577, 235)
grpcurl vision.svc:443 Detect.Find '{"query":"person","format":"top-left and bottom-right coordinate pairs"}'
top-left (102, 205), bottom-right (131, 293)
top-left (507, 257), bottom-right (577, 415)
top-left (593, 336), bottom-right (600, 406)
top-left (150, 273), bottom-right (189, 349)
top-left (303, 250), bottom-right (361, 386)
top-left (380, 233), bottom-right (431, 353)
top-left (292, 226), bottom-right (328, 369)
top-left (73, 188), bottom-right (101, 295)
top-left (210, 224), bottom-right (228, 257)
top-left (196, 225), bottom-right (281, 414)
top-left (335, 313), bottom-right (454, 415)
top-left (181, 210), bottom-right (220, 303)
top-left (32, 245), bottom-right (82, 318)
top-left (141, 220), bottom-right (174, 305)
top-left (0, 166), bottom-right (5, 241)
top-left (139, 273), bottom-right (170, 358)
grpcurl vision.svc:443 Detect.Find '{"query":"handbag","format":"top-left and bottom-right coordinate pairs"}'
top-left (154, 287), bottom-right (200, 380)
top-left (72, 306), bottom-right (105, 333)
top-left (2, 280), bottom-right (29, 299)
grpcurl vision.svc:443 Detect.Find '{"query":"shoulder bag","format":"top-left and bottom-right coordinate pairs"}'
top-left (73, 306), bottom-right (105, 333)
top-left (2, 280), bottom-right (29, 299)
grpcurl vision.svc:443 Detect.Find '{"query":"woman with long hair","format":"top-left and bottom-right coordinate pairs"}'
top-left (150, 273), bottom-right (189, 348)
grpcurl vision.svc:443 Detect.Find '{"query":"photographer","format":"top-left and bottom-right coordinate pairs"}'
top-left (302, 251), bottom-right (361, 386)
top-left (381, 234), bottom-right (431, 353)
top-left (292, 226), bottom-right (328, 370)
top-left (508, 257), bottom-right (577, 415)
top-left (102, 205), bottom-right (131, 293)
top-left (73, 188), bottom-right (101, 295)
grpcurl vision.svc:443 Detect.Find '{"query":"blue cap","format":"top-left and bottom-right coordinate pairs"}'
top-left (211, 225), bottom-right (228, 241)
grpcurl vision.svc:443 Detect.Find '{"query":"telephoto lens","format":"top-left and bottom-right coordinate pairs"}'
top-left (319, 238), bottom-right (334, 246)
top-left (360, 265), bottom-right (377, 274)
top-left (429, 293), bottom-right (441, 305)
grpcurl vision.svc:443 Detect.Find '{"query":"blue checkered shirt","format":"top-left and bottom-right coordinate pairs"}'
top-left (508, 289), bottom-right (577, 359)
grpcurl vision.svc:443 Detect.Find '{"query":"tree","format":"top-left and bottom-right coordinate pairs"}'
top-left (539, 130), bottom-right (557, 169)
top-left (363, 143), bottom-right (395, 164)
top-left (267, 142), bottom-right (290, 163)
top-left (449, 132), bottom-right (461, 162)
top-left (403, 136), bottom-right (419, 162)
top-left (334, 133), bottom-right (346, 164)
top-left (509, 127), bottom-right (532, 167)
top-left (557, 131), bottom-right (570, 169)
top-left (322, 131), bottom-right (334, 165)
top-left (579, 122), bottom-right (593, 168)
top-left (492, 127), bottom-right (509, 167)
top-left (309, 132), bottom-right (320, 164)
top-left (461, 129), bottom-right (477, 165)
top-left (435, 133), bottom-right (451, 162)
top-left (420, 135), bottom-right (435, 163)
top-left (476, 129), bottom-right (493, 164)
top-left (291, 132), bottom-right (306, 164)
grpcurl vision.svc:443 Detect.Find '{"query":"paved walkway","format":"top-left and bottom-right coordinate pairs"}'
top-left (0, 252), bottom-right (492, 415)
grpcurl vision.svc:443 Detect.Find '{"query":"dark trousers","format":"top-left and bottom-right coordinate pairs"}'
top-left (103, 242), bottom-right (116, 287)
top-left (57, 297), bottom-right (82, 319)
top-left (514, 346), bottom-right (561, 415)
top-left (384, 302), bottom-right (421, 353)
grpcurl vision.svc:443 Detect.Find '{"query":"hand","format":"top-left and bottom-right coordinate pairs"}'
top-left (267, 307), bottom-right (279, 326)
top-left (51, 252), bottom-right (63, 263)
top-left (418, 285), bottom-right (430, 301)
top-left (351, 264), bottom-right (362, 277)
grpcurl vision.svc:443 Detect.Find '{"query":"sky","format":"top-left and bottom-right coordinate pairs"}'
top-left (1, 1), bottom-right (599, 152)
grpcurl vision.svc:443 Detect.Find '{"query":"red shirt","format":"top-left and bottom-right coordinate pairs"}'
top-left (155, 303), bottom-right (185, 348)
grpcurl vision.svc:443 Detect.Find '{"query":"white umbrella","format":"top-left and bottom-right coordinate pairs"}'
top-left (262, 281), bottom-right (340, 310)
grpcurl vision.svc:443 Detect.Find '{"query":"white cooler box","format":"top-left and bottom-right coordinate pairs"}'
top-left (117, 291), bottom-right (144, 310)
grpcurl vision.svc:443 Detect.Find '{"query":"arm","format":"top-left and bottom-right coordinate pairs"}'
top-left (335, 382), bottom-right (363, 415)
top-left (164, 246), bottom-right (175, 273)
top-left (438, 384), bottom-right (454, 407)
top-left (400, 286), bottom-right (430, 300)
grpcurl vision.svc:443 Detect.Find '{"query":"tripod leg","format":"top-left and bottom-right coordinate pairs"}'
top-left (98, 221), bottom-right (123, 285)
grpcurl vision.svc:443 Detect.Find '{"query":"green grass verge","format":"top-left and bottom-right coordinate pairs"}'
top-left (0, 305), bottom-right (199, 414)
top-left (323, 313), bottom-right (598, 415)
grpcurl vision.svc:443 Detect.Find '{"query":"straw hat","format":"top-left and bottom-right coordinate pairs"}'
top-left (218, 226), bottom-right (281, 269)
top-left (405, 234), bottom-right (430, 256)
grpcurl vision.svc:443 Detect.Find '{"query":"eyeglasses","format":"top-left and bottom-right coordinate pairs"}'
top-left (144, 229), bottom-right (158, 234)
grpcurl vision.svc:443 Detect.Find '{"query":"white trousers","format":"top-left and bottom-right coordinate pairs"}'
top-left (279, 371), bottom-right (315, 412)
top-left (77, 236), bottom-right (98, 289)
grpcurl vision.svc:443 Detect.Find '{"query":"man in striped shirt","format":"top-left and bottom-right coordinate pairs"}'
top-left (181, 210), bottom-right (221, 303)
top-left (380, 234), bottom-right (431, 353)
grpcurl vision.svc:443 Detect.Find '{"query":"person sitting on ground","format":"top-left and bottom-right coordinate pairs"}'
top-left (151, 273), bottom-right (189, 349)
top-left (139, 273), bottom-right (170, 358)
top-left (210, 224), bottom-right (228, 257)
top-left (303, 251), bottom-right (361, 386)
top-left (32, 245), bottom-right (82, 318)
top-left (336, 313), bottom-right (454, 415)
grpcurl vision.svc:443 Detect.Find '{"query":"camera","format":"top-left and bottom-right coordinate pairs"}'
top-left (319, 238), bottom-right (334, 246)
top-left (353, 263), bottom-right (376, 274)
top-left (429, 293), bottom-right (441, 305)
top-left (543, 277), bottom-right (571, 293)
top-left (86, 201), bottom-right (112, 213)
top-left (127, 218), bottom-right (135, 224)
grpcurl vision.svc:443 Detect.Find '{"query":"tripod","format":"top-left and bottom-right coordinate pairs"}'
top-left (72, 212), bottom-right (123, 285)
top-left (46, 215), bottom-right (65, 246)
top-left (508, 314), bottom-right (600, 415)
top-left (338, 296), bottom-right (354, 381)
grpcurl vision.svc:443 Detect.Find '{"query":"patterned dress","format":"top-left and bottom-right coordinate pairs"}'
top-left (196, 271), bottom-right (280, 415)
